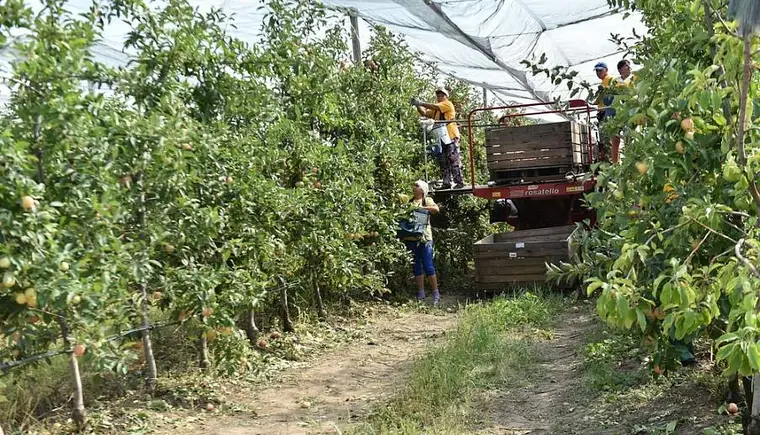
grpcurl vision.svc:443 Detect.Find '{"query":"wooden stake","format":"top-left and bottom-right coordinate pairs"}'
top-left (349, 12), bottom-right (361, 64)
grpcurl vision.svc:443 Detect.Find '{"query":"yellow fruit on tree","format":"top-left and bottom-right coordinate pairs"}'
top-left (206, 330), bottom-right (218, 341)
top-left (26, 295), bottom-right (37, 308)
top-left (636, 162), bottom-right (648, 174)
top-left (24, 287), bottom-right (36, 298)
top-left (21, 196), bottom-right (35, 211)
top-left (675, 142), bottom-right (685, 154)
top-left (0, 257), bottom-right (10, 269)
top-left (59, 262), bottom-right (70, 272)
top-left (15, 293), bottom-right (27, 305)
top-left (182, 143), bottom-right (193, 151)
top-left (684, 130), bottom-right (694, 140)
top-left (2, 272), bottom-right (16, 288)
top-left (680, 117), bottom-right (694, 132)
top-left (73, 344), bottom-right (86, 357)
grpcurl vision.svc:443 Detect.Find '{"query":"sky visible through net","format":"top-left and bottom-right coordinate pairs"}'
top-left (1, 0), bottom-right (647, 118)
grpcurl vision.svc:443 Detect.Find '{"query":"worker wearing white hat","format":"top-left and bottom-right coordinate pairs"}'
top-left (411, 88), bottom-right (464, 189)
top-left (401, 180), bottom-right (442, 306)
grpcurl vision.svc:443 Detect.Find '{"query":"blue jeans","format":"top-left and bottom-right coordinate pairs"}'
top-left (404, 240), bottom-right (436, 276)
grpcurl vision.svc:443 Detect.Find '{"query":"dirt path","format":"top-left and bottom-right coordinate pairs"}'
top-left (159, 301), bottom-right (459, 435)
top-left (477, 309), bottom-right (596, 435)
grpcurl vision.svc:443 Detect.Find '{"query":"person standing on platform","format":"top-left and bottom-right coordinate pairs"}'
top-left (412, 88), bottom-right (465, 189)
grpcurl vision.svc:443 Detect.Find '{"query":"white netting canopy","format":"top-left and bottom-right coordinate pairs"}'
top-left (322, 0), bottom-right (647, 107)
top-left (0, 0), bottom-right (647, 110)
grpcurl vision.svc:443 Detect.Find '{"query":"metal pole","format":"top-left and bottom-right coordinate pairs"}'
top-left (349, 12), bottom-right (361, 64)
top-left (423, 128), bottom-right (429, 183)
top-left (482, 87), bottom-right (487, 107)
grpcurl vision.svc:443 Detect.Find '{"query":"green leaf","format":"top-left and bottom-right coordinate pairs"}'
top-left (636, 309), bottom-right (647, 332)
top-left (715, 332), bottom-right (740, 346)
top-left (748, 342), bottom-right (760, 371)
top-left (716, 342), bottom-right (738, 363)
top-left (666, 420), bottom-right (678, 432)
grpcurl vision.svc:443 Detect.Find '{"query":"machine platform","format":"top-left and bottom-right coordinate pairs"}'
top-left (430, 178), bottom-right (595, 200)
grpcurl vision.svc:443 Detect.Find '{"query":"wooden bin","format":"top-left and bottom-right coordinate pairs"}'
top-left (485, 121), bottom-right (591, 183)
top-left (473, 225), bottom-right (580, 289)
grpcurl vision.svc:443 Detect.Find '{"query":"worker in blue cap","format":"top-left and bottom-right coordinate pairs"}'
top-left (594, 62), bottom-right (617, 121)
top-left (593, 62), bottom-right (619, 162)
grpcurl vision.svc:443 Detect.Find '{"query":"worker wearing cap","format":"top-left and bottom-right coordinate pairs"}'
top-left (594, 62), bottom-right (617, 121)
top-left (403, 180), bottom-right (441, 306)
top-left (412, 88), bottom-right (465, 189)
top-left (593, 62), bottom-right (620, 162)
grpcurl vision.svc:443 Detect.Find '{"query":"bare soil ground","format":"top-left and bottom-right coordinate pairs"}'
top-left (476, 307), bottom-right (736, 435)
top-left (151, 298), bottom-right (460, 435)
top-left (149, 300), bottom-right (738, 435)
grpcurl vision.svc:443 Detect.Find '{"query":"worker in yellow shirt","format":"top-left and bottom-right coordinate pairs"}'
top-left (593, 62), bottom-right (619, 163)
top-left (594, 62), bottom-right (616, 121)
top-left (616, 59), bottom-right (636, 87)
top-left (412, 88), bottom-right (464, 189)
top-left (604, 59), bottom-right (636, 164)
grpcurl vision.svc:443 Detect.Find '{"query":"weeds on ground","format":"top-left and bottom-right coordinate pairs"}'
top-left (0, 300), bottom-right (386, 434)
top-left (569, 324), bottom-right (741, 434)
top-left (350, 290), bottom-right (564, 435)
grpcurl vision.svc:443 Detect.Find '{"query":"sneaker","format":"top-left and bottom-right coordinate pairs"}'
top-left (416, 290), bottom-right (426, 301)
top-left (453, 183), bottom-right (465, 189)
top-left (432, 291), bottom-right (440, 307)
top-left (441, 183), bottom-right (452, 189)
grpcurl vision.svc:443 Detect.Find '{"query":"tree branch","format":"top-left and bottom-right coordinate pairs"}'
top-left (685, 230), bottom-right (711, 264)
top-left (736, 32), bottom-right (760, 221)
top-left (693, 219), bottom-right (739, 244)
top-left (735, 238), bottom-right (760, 279)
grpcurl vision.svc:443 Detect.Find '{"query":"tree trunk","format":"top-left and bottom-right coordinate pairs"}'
top-left (242, 308), bottom-right (260, 347)
top-left (32, 114), bottom-right (43, 184)
top-left (139, 283), bottom-right (158, 392)
top-left (313, 281), bottom-right (327, 322)
top-left (198, 334), bottom-right (210, 370)
top-left (279, 281), bottom-right (295, 333)
top-left (729, 374), bottom-right (744, 405)
top-left (58, 316), bottom-right (86, 431)
top-left (736, 30), bottom-right (760, 435)
top-left (702, 0), bottom-right (734, 121)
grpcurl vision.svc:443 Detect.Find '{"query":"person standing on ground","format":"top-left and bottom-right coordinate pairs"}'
top-left (412, 88), bottom-right (465, 189)
top-left (402, 180), bottom-right (441, 306)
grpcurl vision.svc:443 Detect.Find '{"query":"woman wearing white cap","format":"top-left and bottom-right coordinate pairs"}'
top-left (402, 180), bottom-right (441, 305)
top-left (411, 88), bottom-right (465, 189)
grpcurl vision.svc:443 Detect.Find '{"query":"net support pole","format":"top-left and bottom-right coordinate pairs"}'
top-left (349, 12), bottom-right (361, 64)
top-left (423, 128), bottom-right (429, 183)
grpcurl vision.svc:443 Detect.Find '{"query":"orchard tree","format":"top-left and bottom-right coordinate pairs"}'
top-left (540, 0), bottom-right (760, 432)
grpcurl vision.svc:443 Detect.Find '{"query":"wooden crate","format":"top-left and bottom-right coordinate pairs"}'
top-left (485, 121), bottom-right (591, 183)
top-left (473, 225), bottom-right (580, 290)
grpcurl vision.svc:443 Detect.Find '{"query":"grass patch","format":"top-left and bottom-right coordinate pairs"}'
top-left (349, 290), bottom-right (564, 435)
